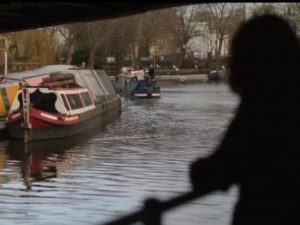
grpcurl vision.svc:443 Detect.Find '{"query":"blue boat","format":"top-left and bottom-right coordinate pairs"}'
top-left (116, 68), bottom-right (161, 98)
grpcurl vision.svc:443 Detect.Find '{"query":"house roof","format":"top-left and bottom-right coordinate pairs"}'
top-left (0, 2), bottom-right (197, 33)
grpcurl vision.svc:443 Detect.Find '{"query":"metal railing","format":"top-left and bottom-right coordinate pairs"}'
top-left (100, 191), bottom-right (202, 225)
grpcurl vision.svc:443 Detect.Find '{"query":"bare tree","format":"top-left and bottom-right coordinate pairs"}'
top-left (133, 8), bottom-right (177, 67)
top-left (85, 22), bottom-right (101, 69)
top-left (77, 20), bottom-right (116, 69)
top-left (289, 3), bottom-right (300, 34)
top-left (6, 28), bottom-right (58, 67)
top-left (53, 24), bottom-right (82, 65)
top-left (102, 16), bottom-right (137, 71)
top-left (99, 9), bottom-right (179, 71)
top-left (174, 4), bottom-right (204, 68)
top-left (249, 3), bottom-right (300, 35)
top-left (206, 3), bottom-right (244, 70)
top-left (281, 3), bottom-right (300, 35)
top-left (251, 3), bottom-right (277, 16)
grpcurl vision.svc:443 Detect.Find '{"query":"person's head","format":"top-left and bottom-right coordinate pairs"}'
top-left (229, 14), bottom-right (300, 99)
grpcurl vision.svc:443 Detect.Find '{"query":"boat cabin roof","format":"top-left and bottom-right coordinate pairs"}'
top-left (23, 86), bottom-right (90, 94)
top-left (1, 65), bottom-right (77, 83)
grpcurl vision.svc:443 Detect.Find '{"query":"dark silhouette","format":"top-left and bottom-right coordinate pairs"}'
top-left (148, 64), bottom-right (155, 79)
top-left (190, 14), bottom-right (300, 225)
top-left (207, 70), bottom-right (221, 83)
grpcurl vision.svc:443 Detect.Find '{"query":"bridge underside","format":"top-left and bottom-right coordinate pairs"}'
top-left (0, 2), bottom-right (198, 33)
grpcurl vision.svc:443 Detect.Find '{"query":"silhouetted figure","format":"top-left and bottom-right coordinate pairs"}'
top-left (148, 64), bottom-right (155, 79)
top-left (207, 70), bottom-right (221, 83)
top-left (190, 14), bottom-right (300, 225)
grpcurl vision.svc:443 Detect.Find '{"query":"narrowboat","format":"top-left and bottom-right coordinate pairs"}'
top-left (5, 70), bottom-right (121, 142)
top-left (0, 65), bottom-right (77, 118)
top-left (116, 67), bottom-right (161, 98)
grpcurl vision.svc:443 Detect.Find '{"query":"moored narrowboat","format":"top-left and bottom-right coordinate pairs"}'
top-left (0, 65), bottom-right (77, 119)
top-left (5, 71), bottom-right (121, 142)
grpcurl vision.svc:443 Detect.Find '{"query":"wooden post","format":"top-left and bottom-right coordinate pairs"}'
top-left (23, 143), bottom-right (32, 190)
top-left (21, 87), bottom-right (32, 143)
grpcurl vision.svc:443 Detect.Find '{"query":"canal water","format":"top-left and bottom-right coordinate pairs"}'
top-left (0, 83), bottom-right (240, 225)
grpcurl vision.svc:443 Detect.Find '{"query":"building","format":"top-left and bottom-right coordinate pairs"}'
top-left (186, 21), bottom-right (229, 60)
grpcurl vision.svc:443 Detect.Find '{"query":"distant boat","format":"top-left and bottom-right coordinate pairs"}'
top-left (207, 67), bottom-right (228, 83)
top-left (4, 68), bottom-right (121, 142)
top-left (116, 67), bottom-right (161, 98)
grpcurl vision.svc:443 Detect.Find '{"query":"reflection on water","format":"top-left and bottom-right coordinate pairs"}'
top-left (6, 137), bottom-right (86, 190)
top-left (0, 83), bottom-right (239, 225)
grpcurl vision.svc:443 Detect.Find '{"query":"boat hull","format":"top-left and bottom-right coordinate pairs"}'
top-left (7, 97), bottom-right (121, 141)
top-left (116, 75), bottom-right (161, 99)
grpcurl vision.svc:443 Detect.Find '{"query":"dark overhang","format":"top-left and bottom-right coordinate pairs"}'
top-left (0, 2), bottom-right (198, 33)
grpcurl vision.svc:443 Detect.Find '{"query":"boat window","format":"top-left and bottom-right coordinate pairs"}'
top-left (66, 94), bottom-right (83, 109)
top-left (80, 92), bottom-right (93, 106)
top-left (61, 94), bottom-right (70, 110)
top-left (17, 89), bottom-right (59, 113)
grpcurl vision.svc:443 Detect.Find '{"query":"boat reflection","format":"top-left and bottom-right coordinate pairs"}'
top-left (7, 139), bottom-right (67, 190)
top-left (3, 123), bottom-right (113, 190)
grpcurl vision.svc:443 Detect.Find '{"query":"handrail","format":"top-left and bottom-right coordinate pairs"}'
top-left (100, 191), bottom-right (202, 225)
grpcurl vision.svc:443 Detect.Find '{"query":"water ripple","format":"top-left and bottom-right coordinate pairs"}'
top-left (0, 83), bottom-right (239, 225)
